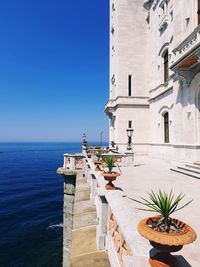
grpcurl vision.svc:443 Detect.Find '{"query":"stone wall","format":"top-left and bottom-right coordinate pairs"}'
top-left (63, 174), bottom-right (76, 267)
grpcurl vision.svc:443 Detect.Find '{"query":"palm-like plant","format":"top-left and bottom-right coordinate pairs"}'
top-left (128, 190), bottom-right (193, 231)
top-left (102, 155), bottom-right (117, 173)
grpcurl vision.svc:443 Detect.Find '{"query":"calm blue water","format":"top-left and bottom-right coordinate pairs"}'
top-left (0, 142), bottom-right (82, 267)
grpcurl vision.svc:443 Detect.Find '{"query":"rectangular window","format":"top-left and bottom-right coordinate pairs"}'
top-left (164, 51), bottom-right (169, 83)
top-left (128, 121), bottom-right (132, 128)
top-left (128, 75), bottom-right (132, 96)
top-left (164, 112), bottom-right (169, 143)
top-left (198, 0), bottom-right (200, 24)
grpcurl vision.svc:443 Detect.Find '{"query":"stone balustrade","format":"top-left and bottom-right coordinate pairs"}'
top-left (171, 25), bottom-right (200, 69)
top-left (86, 156), bottom-right (150, 267)
top-left (63, 153), bottom-right (86, 170)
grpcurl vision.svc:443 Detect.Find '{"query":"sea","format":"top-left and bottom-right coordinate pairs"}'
top-left (0, 142), bottom-right (82, 267)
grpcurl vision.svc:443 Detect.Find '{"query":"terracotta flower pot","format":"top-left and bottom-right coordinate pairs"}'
top-left (101, 172), bottom-right (120, 190)
top-left (137, 216), bottom-right (197, 267)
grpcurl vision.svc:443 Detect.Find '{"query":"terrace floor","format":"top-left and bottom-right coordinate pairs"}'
top-left (91, 155), bottom-right (200, 266)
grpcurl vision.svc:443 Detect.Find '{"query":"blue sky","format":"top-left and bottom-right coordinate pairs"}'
top-left (0, 0), bottom-right (109, 142)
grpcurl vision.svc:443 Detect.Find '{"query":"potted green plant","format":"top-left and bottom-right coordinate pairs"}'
top-left (101, 155), bottom-right (121, 190)
top-left (127, 190), bottom-right (197, 267)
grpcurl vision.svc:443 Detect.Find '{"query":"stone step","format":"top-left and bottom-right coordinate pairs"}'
top-left (193, 161), bottom-right (200, 166)
top-left (170, 167), bottom-right (200, 180)
top-left (178, 166), bottom-right (200, 175)
top-left (185, 163), bottom-right (200, 171)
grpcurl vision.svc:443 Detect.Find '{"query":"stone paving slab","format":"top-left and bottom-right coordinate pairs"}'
top-left (71, 251), bottom-right (110, 267)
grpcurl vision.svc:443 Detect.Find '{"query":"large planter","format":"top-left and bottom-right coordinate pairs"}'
top-left (137, 216), bottom-right (197, 267)
top-left (101, 172), bottom-right (120, 190)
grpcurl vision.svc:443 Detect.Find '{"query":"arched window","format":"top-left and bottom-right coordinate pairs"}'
top-left (163, 112), bottom-right (169, 143)
top-left (163, 50), bottom-right (169, 83)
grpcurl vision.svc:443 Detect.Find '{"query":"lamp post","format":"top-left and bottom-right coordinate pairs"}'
top-left (126, 127), bottom-right (134, 151)
top-left (82, 133), bottom-right (87, 149)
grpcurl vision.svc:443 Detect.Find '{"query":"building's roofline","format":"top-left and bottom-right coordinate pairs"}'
top-left (143, 0), bottom-right (154, 10)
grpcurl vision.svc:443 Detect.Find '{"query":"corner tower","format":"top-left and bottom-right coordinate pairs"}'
top-left (105, 0), bottom-right (150, 153)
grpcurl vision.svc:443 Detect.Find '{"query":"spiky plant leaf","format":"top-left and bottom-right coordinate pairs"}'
top-left (102, 155), bottom-right (117, 173)
top-left (127, 190), bottom-right (193, 223)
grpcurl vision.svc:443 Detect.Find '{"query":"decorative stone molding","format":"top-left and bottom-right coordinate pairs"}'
top-left (159, 15), bottom-right (168, 35)
top-left (174, 63), bottom-right (200, 85)
top-left (171, 25), bottom-right (200, 69)
top-left (173, 25), bottom-right (200, 55)
top-left (158, 42), bottom-right (170, 56)
top-left (63, 153), bottom-right (86, 170)
top-left (105, 96), bottom-right (149, 110)
top-left (143, 0), bottom-right (154, 11)
top-left (109, 213), bottom-right (132, 266)
top-left (144, 0), bottom-right (169, 11)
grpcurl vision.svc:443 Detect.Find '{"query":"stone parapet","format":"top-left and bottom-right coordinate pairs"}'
top-left (87, 156), bottom-right (150, 267)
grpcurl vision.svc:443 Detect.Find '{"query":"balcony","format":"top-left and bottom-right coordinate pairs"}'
top-left (171, 25), bottom-right (200, 70)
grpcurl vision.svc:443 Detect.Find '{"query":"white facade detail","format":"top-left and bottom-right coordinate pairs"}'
top-left (105, 0), bottom-right (200, 163)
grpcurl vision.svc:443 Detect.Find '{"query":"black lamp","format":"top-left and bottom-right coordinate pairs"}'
top-left (126, 127), bottom-right (134, 150)
top-left (82, 133), bottom-right (87, 148)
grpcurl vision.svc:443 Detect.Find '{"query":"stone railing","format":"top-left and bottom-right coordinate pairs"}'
top-left (63, 153), bottom-right (86, 170)
top-left (85, 156), bottom-right (150, 267)
top-left (108, 212), bottom-right (132, 266)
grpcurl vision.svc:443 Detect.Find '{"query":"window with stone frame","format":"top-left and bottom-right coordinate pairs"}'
top-left (163, 112), bottom-right (169, 143)
top-left (163, 50), bottom-right (169, 83)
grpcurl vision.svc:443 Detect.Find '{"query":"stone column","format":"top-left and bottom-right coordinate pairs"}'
top-left (90, 174), bottom-right (97, 204)
top-left (70, 157), bottom-right (76, 169)
top-left (96, 195), bottom-right (108, 250)
top-left (63, 174), bottom-right (76, 267)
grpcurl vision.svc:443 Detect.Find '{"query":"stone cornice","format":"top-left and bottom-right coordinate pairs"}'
top-left (104, 96), bottom-right (149, 117)
top-left (149, 143), bottom-right (200, 149)
top-left (110, 96), bottom-right (149, 101)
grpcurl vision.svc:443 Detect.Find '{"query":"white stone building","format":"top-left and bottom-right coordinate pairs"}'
top-left (105, 0), bottom-right (200, 163)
